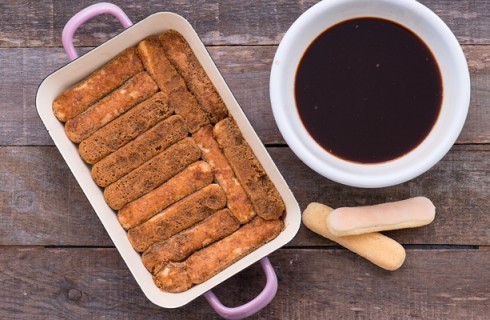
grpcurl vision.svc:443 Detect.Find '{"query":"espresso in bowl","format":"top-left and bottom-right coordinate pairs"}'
top-left (270, 0), bottom-right (470, 188)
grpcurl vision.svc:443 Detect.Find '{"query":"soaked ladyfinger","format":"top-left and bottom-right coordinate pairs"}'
top-left (137, 36), bottom-right (209, 132)
top-left (142, 208), bottom-right (239, 274)
top-left (103, 138), bottom-right (201, 210)
top-left (153, 262), bottom-right (192, 293)
top-left (118, 161), bottom-right (214, 230)
top-left (79, 92), bottom-right (172, 164)
top-left (213, 118), bottom-right (285, 220)
top-left (186, 216), bottom-right (284, 284)
top-left (91, 115), bottom-right (187, 187)
top-left (127, 184), bottom-right (227, 252)
top-left (53, 48), bottom-right (144, 122)
top-left (65, 72), bottom-right (158, 143)
top-left (159, 30), bottom-right (228, 123)
top-left (193, 125), bottom-right (255, 224)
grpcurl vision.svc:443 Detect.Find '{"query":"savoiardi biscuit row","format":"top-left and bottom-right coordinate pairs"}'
top-left (53, 30), bottom-right (285, 293)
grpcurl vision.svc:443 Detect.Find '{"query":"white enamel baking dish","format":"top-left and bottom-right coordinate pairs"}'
top-left (36, 2), bottom-right (300, 318)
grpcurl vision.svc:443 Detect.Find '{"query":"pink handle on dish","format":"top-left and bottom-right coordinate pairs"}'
top-left (203, 257), bottom-right (278, 319)
top-left (62, 2), bottom-right (133, 60)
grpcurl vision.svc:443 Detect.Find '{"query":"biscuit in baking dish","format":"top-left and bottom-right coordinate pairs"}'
top-left (53, 48), bottom-right (144, 122)
top-left (53, 30), bottom-right (286, 293)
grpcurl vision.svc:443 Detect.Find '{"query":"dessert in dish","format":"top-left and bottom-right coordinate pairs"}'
top-left (52, 30), bottom-right (285, 293)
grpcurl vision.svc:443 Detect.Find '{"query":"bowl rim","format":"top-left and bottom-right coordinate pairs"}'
top-left (270, 0), bottom-right (471, 188)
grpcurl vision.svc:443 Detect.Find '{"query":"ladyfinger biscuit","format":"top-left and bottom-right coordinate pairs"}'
top-left (142, 209), bottom-right (240, 273)
top-left (65, 72), bottom-right (158, 143)
top-left (193, 125), bottom-right (255, 223)
top-left (153, 262), bottom-right (192, 293)
top-left (79, 92), bottom-right (172, 164)
top-left (159, 31), bottom-right (228, 123)
top-left (104, 137), bottom-right (201, 210)
top-left (53, 48), bottom-right (144, 122)
top-left (137, 36), bottom-right (186, 95)
top-left (118, 161), bottom-right (214, 230)
top-left (327, 197), bottom-right (436, 236)
top-left (168, 87), bottom-right (210, 133)
top-left (186, 216), bottom-right (283, 284)
top-left (303, 202), bottom-right (406, 271)
top-left (127, 184), bottom-right (227, 252)
top-left (137, 36), bottom-right (209, 133)
top-left (213, 118), bottom-right (285, 220)
top-left (91, 115), bottom-right (188, 187)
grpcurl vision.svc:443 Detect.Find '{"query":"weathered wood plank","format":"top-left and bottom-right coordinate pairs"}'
top-left (0, 247), bottom-right (488, 319)
top-left (0, 1), bottom-right (489, 47)
top-left (273, 144), bottom-right (490, 247)
top-left (1, 45), bottom-right (489, 146)
top-left (0, 147), bottom-right (111, 246)
top-left (0, 145), bottom-right (488, 246)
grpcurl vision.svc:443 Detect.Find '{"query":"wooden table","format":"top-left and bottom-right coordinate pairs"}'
top-left (1, 1), bottom-right (489, 319)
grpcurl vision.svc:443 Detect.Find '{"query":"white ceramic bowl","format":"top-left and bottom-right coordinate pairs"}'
top-left (270, 0), bottom-right (470, 188)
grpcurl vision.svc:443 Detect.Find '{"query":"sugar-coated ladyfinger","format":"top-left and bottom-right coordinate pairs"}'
top-left (118, 161), bottom-right (214, 230)
top-left (65, 72), bottom-right (158, 143)
top-left (91, 115), bottom-right (188, 187)
top-left (53, 48), bottom-right (144, 122)
top-left (303, 202), bottom-right (406, 271)
top-left (103, 138), bottom-right (201, 210)
top-left (142, 209), bottom-right (240, 274)
top-left (137, 36), bottom-right (209, 132)
top-left (193, 125), bottom-right (255, 224)
top-left (127, 184), bottom-right (227, 252)
top-left (159, 31), bottom-right (228, 123)
top-left (213, 118), bottom-right (285, 220)
top-left (327, 197), bottom-right (436, 236)
top-left (153, 262), bottom-right (192, 293)
top-left (186, 216), bottom-right (284, 284)
top-left (79, 92), bottom-right (172, 164)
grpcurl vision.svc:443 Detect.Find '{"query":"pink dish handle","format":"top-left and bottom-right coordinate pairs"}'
top-left (203, 257), bottom-right (278, 319)
top-left (62, 2), bottom-right (133, 60)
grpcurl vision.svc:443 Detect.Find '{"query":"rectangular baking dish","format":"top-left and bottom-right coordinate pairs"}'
top-left (36, 3), bottom-right (301, 311)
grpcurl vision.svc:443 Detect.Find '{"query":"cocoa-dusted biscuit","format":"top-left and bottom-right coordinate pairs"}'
top-left (53, 48), bottom-right (144, 122)
top-left (118, 161), bottom-right (214, 230)
top-left (186, 216), bottom-right (284, 284)
top-left (137, 36), bottom-right (209, 133)
top-left (137, 36), bottom-right (186, 95)
top-left (79, 92), bottom-right (172, 164)
top-left (213, 118), bottom-right (285, 220)
top-left (153, 262), bottom-right (192, 293)
top-left (159, 31), bottom-right (228, 123)
top-left (142, 208), bottom-right (240, 274)
top-left (128, 184), bottom-right (227, 252)
top-left (65, 72), bottom-right (158, 143)
top-left (91, 115), bottom-right (187, 187)
top-left (104, 137), bottom-right (201, 210)
top-left (168, 87), bottom-right (210, 133)
top-left (193, 125), bottom-right (255, 224)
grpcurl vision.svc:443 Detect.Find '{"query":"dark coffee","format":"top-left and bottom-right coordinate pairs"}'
top-left (295, 18), bottom-right (442, 163)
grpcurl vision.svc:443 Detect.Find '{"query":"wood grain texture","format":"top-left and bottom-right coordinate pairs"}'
top-left (1, 45), bottom-right (489, 145)
top-left (1, 145), bottom-right (488, 246)
top-left (0, 1), bottom-right (489, 47)
top-left (0, 247), bottom-right (488, 319)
